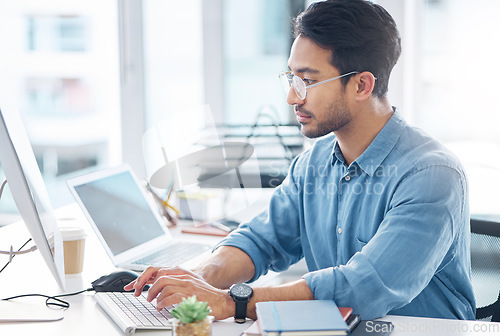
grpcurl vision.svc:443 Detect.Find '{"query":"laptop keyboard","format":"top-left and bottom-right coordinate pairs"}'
top-left (133, 241), bottom-right (211, 267)
top-left (106, 292), bottom-right (173, 327)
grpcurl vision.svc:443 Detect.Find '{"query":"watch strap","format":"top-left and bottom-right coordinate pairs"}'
top-left (234, 297), bottom-right (249, 323)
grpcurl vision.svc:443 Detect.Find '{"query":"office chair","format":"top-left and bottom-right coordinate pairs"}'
top-left (469, 218), bottom-right (500, 322)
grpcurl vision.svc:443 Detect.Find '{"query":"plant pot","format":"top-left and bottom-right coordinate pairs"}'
top-left (172, 316), bottom-right (214, 336)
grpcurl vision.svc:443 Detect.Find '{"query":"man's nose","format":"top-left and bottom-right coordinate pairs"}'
top-left (286, 86), bottom-right (304, 106)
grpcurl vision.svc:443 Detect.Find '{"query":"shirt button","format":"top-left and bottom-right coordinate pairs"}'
top-left (338, 227), bottom-right (343, 234)
top-left (345, 175), bottom-right (351, 181)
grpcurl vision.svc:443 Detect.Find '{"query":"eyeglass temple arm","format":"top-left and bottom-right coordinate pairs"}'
top-left (305, 71), bottom-right (359, 89)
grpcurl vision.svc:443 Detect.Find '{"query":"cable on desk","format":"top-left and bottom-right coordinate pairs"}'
top-left (2, 288), bottom-right (95, 310)
top-left (0, 181), bottom-right (37, 273)
top-left (0, 238), bottom-right (34, 273)
top-left (1, 182), bottom-right (95, 310)
top-left (0, 179), bottom-right (7, 198)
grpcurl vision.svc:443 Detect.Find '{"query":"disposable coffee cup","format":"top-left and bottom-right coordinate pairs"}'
top-left (60, 226), bottom-right (86, 274)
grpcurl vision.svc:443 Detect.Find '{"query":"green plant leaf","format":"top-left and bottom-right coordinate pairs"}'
top-left (171, 295), bottom-right (210, 324)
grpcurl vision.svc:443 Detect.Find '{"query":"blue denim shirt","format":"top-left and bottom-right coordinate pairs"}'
top-left (218, 112), bottom-right (476, 320)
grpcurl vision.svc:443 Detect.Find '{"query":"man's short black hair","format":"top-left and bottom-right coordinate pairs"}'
top-left (293, 0), bottom-right (401, 97)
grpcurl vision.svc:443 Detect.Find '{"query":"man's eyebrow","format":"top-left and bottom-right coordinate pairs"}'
top-left (287, 66), bottom-right (321, 74)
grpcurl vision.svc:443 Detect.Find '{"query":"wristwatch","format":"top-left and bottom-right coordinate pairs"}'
top-left (229, 283), bottom-right (253, 323)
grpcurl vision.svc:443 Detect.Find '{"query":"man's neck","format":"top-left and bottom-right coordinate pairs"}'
top-left (335, 98), bottom-right (394, 166)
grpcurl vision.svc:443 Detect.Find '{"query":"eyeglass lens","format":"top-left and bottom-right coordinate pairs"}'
top-left (279, 73), bottom-right (306, 100)
top-left (292, 75), bottom-right (306, 100)
top-left (279, 73), bottom-right (292, 94)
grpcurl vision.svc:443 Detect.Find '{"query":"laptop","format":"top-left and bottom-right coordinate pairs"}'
top-left (66, 164), bottom-right (212, 271)
top-left (68, 164), bottom-right (217, 333)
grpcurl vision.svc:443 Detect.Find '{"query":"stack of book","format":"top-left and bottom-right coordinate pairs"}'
top-left (247, 300), bottom-right (394, 336)
top-left (253, 300), bottom-right (356, 335)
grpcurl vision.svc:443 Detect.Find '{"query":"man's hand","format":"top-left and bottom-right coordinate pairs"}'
top-left (124, 266), bottom-right (202, 296)
top-left (123, 266), bottom-right (235, 320)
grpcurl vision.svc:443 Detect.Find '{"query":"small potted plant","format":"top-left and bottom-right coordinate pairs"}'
top-left (171, 295), bottom-right (213, 336)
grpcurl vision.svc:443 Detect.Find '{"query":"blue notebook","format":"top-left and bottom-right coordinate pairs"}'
top-left (256, 300), bottom-right (349, 336)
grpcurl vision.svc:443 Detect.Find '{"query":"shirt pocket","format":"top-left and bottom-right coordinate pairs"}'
top-left (355, 237), bottom-right (368, 252)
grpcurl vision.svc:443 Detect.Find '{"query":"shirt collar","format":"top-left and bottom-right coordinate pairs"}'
top-left (330, 108), bottom-right (407, 176)
top-left (331, 139), bottom-right (346, 166)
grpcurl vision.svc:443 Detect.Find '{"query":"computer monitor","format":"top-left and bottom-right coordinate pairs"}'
top-left (0, 107), bottom-right (65, 290)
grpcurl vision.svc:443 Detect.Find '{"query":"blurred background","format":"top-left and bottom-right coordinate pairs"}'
top-left (1, 0), bottom-right (500, 224)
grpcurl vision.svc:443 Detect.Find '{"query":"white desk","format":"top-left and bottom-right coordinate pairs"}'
top-left (1, 204), bottom-right (499, 335)
top-left (0, 203), bottom-right (256, 335)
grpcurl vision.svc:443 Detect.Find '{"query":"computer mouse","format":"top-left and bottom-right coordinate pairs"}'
top-left (91, 270), bottom-right (148, 292)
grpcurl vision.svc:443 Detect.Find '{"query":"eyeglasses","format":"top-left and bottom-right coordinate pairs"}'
top-left (279, 70), bottom-right (359, 100)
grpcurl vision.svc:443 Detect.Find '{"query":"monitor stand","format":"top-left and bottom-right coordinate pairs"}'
top-left (0, 300), bottom-right (64, 322)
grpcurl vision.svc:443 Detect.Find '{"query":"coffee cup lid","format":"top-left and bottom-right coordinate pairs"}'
top-left (59, 226), bottom-right (86, 241)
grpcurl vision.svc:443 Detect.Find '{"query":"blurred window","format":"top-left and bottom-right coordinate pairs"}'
top-left (414, 0), bottom-right (500, 214)
top-left (0, 1), bottom-right (119, 221)
top-left (223, 0), bottom-right (292, 124)
top-left (27, 15), bottom-right (87, 52)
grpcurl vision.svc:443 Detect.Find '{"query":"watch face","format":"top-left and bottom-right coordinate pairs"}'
top-left (231, 283), bottom-right (253, 299)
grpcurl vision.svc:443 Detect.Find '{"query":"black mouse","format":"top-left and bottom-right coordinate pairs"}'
top-left (91, 270), bottom-right (148, 292)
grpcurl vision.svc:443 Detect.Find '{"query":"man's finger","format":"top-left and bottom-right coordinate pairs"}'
top-left (156, 292), bottom-right (189, 311)
top-left (146, 275), bottom-right (190, 302)
top-left (134, 267), bottom-right (159, 288)
top-left (123, 279), bottom-right (136, 291)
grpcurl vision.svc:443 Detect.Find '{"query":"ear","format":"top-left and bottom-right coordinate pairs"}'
top-left (353, 71), bottom-right (376, 102)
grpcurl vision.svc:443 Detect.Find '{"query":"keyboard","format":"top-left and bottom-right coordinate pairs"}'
top-left (133, 240), bottom-right (211, 267)
top-left (95, 292), bottom-right (175, 334)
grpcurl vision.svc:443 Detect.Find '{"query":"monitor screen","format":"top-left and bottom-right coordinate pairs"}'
top-left (0, 108), bottom-right (65, 290)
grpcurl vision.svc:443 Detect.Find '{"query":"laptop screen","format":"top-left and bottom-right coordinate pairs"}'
top-left (72, 170), bottom-right (165, 255)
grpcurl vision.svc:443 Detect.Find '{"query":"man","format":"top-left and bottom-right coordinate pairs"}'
top-left (125, 0), bottom-right (476, 321)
